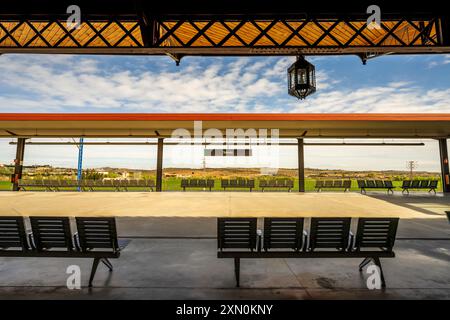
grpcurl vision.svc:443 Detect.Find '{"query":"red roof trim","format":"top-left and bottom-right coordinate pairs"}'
top-left (0, 113), bottom-right (449, 121)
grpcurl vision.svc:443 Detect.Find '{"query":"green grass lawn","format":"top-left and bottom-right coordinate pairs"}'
top-left (0, 181), bottom-right (11, 191)
top-left (2, 178), bottom-right (441, 192)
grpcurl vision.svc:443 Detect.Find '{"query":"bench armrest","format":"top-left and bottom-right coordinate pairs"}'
top-left (73, 232), bottom-right (81, 251)
top-left (27, 230), bottom-right (36, 250)
top-left (302, 230), bottom-right (309, 252)
top-left (257, 229), bottom-right (263, 252)
top-left (348, 231), bottom-right (355, 251)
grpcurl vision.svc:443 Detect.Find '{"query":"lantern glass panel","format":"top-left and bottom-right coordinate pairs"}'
top-left (289, 71), bottom-right (295, 89)
top-left (298, 69), bottom-right (307, 85)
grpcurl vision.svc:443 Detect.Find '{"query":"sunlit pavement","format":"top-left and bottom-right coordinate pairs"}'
top-left (0, 192), bottom-right (449, 299)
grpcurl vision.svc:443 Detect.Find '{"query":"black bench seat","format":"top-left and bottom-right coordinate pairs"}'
top-left (181, 179), bottom-right (215, 191)
top-left (401, 180), bottom-right (438, 194)
top-left (315, 180), bottom-right (351, 192)
top-left (221, 179), bottom-right (255, 191)
top-left (259, 179), bottom-right (294, 192)
top-left (217, 217), bottom-right (399, 288)
top-left (0, 216), bottom-right (127, 287)
top-left (357, 180), bottom-right (395, 194)
top-left (18, 179), bottom-right (155, 192)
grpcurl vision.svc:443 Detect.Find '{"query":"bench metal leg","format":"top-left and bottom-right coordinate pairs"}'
top-left (89, 258), bottom-right (100, 287)
top-left (373, 257), bottom-right (386, 288)
top-left (358, 257), bottom-right (372, 271)
top-left (234, 258), bottom-right (240, 287)
top-left (101, 258), bottom-right (113, 271)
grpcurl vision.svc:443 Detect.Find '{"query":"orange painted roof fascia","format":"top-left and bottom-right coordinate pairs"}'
top-left (0, 113), bottom-right (449, 122)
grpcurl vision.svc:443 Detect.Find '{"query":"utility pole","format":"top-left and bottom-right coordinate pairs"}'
top-left (406, 160), bottom-right (417, 179)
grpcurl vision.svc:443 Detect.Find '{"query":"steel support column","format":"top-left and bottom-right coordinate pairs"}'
top-left (156, 138), bottom-right (164, 192)
top-left (439, 138), bottom-right (450, 193)
top-left (297, 138), bottom-right (305, 192)
top-left (12, 138), bottom-right (26, 191)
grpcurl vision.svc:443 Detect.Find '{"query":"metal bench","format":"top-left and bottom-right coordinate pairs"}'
top-left (221, 179), bottom-right (255, 191)
top-left (144, 179), bottom-right (156, 191)
top-left (60, 179), bottom-right (79, 189)
top-left (315, 180), bottom-right (351, 192)
top-left (19, 179), bottom-right (156, 192)
top-left (0, 216), bottom-right (126, 287)
top-left (81, 179), bottom-right (96, 191)
top-left (358, 180), bottom-right (395, 194)
top-left (18, 179), bottom-right (38, 191)
top-left (402, 180), bottom-right (438, 194)
top-left (259, 178), bottom-right (294, 192)
top-left (119, 179), bottom-right (155, 192)
top-left (181, 179), bottom-right (215, 191)
top-left (217, 217), bottom-right (399, 288)
top-left (112, 180), bottom-right (122, 191)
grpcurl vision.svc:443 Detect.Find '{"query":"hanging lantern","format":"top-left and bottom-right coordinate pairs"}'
top-left (287, 56), bottom-right (316, 99)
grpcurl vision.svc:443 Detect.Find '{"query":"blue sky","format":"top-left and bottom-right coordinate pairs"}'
top-left (0, 53), bottom-right (449, 171)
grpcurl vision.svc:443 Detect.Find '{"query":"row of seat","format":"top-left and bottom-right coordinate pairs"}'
top-left (0, 216), bottom-right (124, 287)
top-left (357, 180), bottom-right (395, 194)
top-left (18, 179), bottom-right (156, 191)
top-left (18, 178), bottom-right (440, 194)
top-left (1, 215), bottom-right (399, 289)
top-left (315, 180), bottom-right (352, 192)
top-left (181, 179), bottom-right (215, 191)
top-left (221, 179), bottom-right (255, 191)
top-left (217, 217), bottom-right (399, 287)
top-left (259, 179), bottom-right (294, 191)
top-left (181, 178), bottom-right (295, 192)
top-left (401, 180), bottom-right (438, 194)
top-left (357, 180), bottom-right (438, 194)
top-left (315, 180), bottom-right (397, 194)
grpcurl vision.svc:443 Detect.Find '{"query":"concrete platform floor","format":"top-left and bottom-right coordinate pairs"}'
top-left (0, 191), bottom-right (449, 219)
top-left (0, 237), bottom-right (449, 299)
top-left (0, 192), bottom-right (449, 299)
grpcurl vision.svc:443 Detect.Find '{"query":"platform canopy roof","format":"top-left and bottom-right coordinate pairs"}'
top-left (0, 0), bottom-right (449, 59)
top-left (0, 113), bottom-right (449, 139)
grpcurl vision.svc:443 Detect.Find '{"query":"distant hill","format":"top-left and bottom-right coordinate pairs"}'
top-left (0, 165), bottom-right (440, 181)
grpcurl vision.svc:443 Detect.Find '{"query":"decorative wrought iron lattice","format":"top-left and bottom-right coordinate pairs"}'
top-left (0, 17), bottom-right (442, 49)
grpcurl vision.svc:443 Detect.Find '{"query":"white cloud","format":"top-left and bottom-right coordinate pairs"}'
top-left (0, 54), bottom-right (448, 115)
top-left (0, 55), bottom-right (293, 113)
top-left (285, 83), bottom-right (450, 113)
top-left (428, 54), bottom-right (450, 68)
